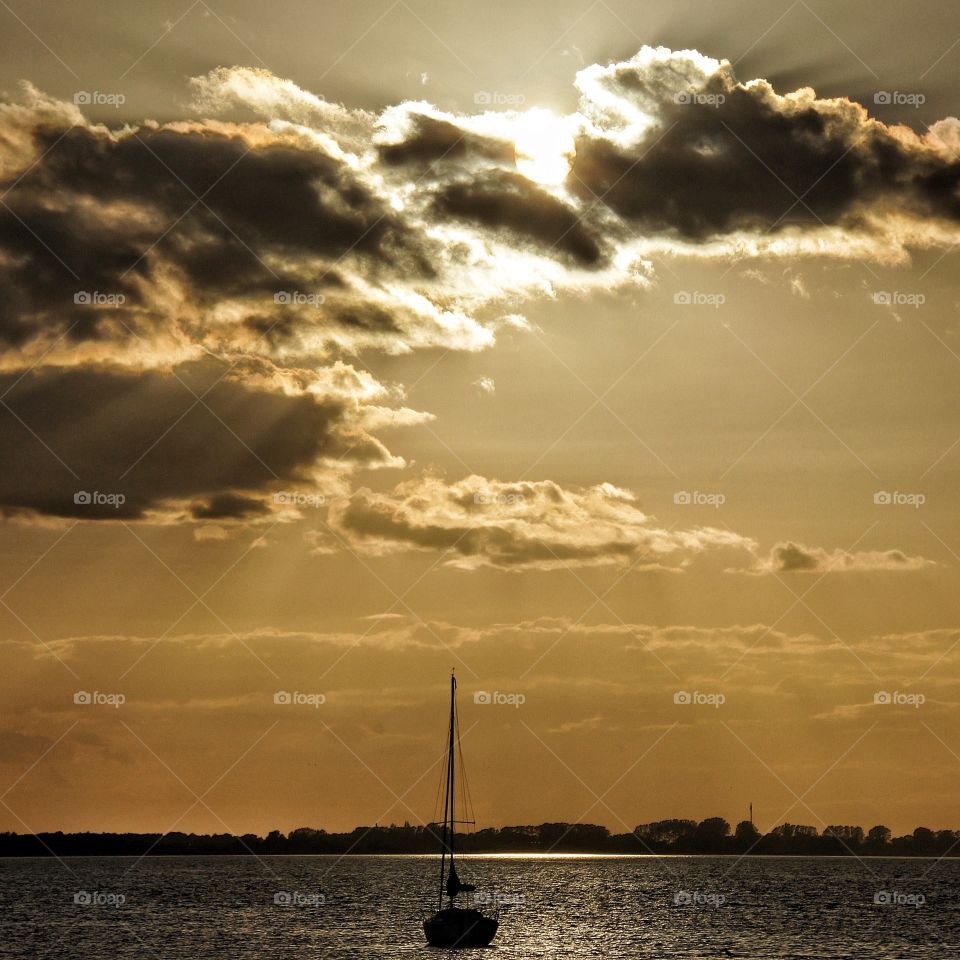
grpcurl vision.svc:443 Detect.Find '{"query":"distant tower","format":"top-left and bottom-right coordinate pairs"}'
top-left (749, 803), bottom-right (753, 827)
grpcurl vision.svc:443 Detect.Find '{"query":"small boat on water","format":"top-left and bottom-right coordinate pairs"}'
top-left (422, 671), bottom-right (499, 949)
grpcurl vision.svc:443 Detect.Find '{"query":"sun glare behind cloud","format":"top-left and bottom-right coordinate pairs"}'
top-left (512, 107), bottom-right (576, 185)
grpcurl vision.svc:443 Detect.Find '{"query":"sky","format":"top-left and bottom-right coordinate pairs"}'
top-left (2, 0), bottom-right (960, 839)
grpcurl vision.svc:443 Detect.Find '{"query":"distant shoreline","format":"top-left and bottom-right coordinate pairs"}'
top-left (3, 819), bottom-right (957, 858)
top-left (3, 852), bottom-right (959, 860)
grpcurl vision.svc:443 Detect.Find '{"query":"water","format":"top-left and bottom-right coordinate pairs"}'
top-left (1, 854), bottom-right (958, 958)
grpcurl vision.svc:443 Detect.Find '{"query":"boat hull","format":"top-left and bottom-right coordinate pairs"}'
top-left (423, 908), bottom-right (498, 948)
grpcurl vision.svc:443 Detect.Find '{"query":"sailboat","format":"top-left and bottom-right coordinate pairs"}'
top-left (422, 672), bottom-right (499, 949)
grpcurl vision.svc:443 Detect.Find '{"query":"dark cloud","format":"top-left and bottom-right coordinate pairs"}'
top-left (2, 54), bottom-right (960, 527)
top-left (378, 114), bottom-right (515, 167)
top-left (434, 171), bottom-right (605, 266)
top-left (0, 122), bottom-right (435, 350)
top-left (29, 125), bottom-right (424, 263)
top-left (0, 360), bottom-right (382, 520)
top-left (569, 56), bottom-right (960, 240)
top-left (4, 53), bottom-right (959, 365)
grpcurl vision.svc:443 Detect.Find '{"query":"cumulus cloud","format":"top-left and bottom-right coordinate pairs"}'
top-left (7, 48), bottom-right (958, 369)
top-left (330, 474), bottom-right (754, 570)
top-left (325, 475), bottom-right (933, 575)
top-left (0, 359), bottom-right (394, 521)
top-left (3, 49), bottom-right (960, 525)
top-left (758, 540), bottom-right (935, 574)
top-left (569, 46), bottom-right (960, 259)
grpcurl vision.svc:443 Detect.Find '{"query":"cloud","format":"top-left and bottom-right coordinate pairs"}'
top-left (0, 75), bottom-right (646, 370)
top-left (0, 359), bottom-right (391, 520)
top-left (378, 112), bottom-right (515, 167)
top-left (327, 475), bottom-right (935, 575)
top-left (758, 540), bottom-right (935, 574)
top-left (7, 615), bottom-right (958, 830)
top-left (330, 473), bottom-right (754, 570)
top-left (7, 50), bottom-right (960, 363)
top-left (433, 169), bottom-right (606, 266)
top-left (11, 46), bottom-right (958, 370)
top-left (569, 46), bottom-right (960, 256)
top-left (3, 51), bottom-right (960, 524)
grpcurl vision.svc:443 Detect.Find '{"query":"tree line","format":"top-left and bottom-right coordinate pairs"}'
top-left (1, 819), bottom-right (958, 856)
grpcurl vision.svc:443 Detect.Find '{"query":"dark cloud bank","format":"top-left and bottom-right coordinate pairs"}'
top-left (0, 47), bottom-right (951, 570)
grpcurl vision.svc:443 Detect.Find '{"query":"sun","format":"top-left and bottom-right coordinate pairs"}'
top-left (513, 108), bottom-right (576, 186)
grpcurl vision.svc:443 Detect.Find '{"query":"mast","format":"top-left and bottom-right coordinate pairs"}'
top-left (438, 670), bottom-right (456, 910)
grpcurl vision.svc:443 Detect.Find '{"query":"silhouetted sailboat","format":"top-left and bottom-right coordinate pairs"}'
top-left (423, 671), bottom-right (499, 949)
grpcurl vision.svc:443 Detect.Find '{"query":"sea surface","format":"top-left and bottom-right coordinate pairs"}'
top-left (1, 854), bottom-right (958, 958)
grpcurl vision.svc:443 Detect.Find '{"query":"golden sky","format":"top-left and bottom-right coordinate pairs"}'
top-left (2, 0), bottom-right (960, 839)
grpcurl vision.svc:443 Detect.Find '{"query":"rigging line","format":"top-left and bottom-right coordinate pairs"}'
top-left (431, 723), bottom-right (447, 827)
top-left (454, 692), bottom-right (476, 830)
